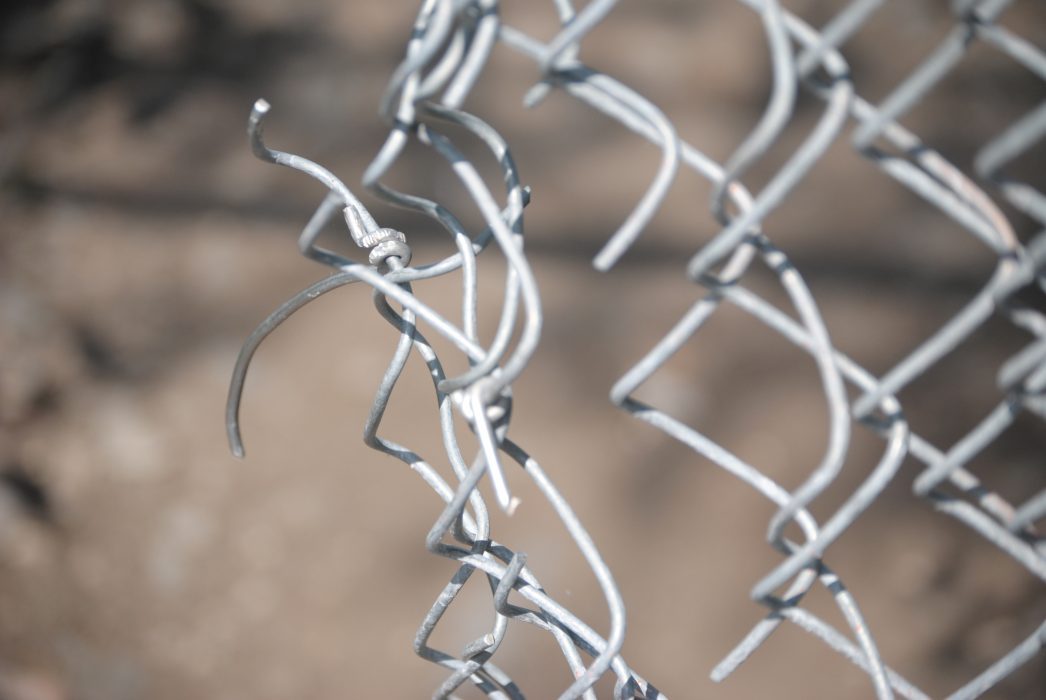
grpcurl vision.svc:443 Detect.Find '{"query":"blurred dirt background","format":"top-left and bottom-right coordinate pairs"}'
top-left (1, 1), bottom-right (1044, 698)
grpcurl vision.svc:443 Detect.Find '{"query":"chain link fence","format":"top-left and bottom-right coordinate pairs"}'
top-left (228, 1), bottom-right (1045, 697)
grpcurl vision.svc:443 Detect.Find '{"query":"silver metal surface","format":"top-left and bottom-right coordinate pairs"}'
top-left (227, 1), bottom-right (1045, 697)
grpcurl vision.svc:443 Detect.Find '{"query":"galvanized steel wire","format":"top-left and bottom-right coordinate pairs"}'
top-left (226, 1), bottom-right (1045, 697)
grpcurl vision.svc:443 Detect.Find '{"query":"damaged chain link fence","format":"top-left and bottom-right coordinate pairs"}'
top-left (224, 1), bottom-right (1045, 698)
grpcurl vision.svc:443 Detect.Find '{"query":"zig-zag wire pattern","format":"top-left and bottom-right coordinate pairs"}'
top-left (226, 1), bottom-right (1045, 697)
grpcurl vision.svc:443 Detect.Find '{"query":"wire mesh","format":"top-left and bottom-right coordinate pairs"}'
top-left (226, 1), bottom-right (1045, 698)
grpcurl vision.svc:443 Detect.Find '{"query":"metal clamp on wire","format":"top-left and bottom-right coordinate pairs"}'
top-left (249, 98), bottom-right (412, 271)
top-left (344, 204), bottom-right (412, 269)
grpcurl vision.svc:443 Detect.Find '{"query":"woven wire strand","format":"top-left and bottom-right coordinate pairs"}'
top-left (227, 1), bottom-right (1045, 697)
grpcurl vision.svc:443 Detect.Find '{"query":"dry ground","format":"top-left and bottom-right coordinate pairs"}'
top-left (0, 1), bottom-right (1043, 698)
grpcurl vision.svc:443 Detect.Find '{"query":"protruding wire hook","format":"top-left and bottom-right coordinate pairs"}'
top-left (248, 99), bottom-right (412, 268)
top-left (248, 99), bottom-right (382, 247)
top-left (247, 98), bottom-right (363, 222)
top-left (247, 98), bottom-right (276, 162)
